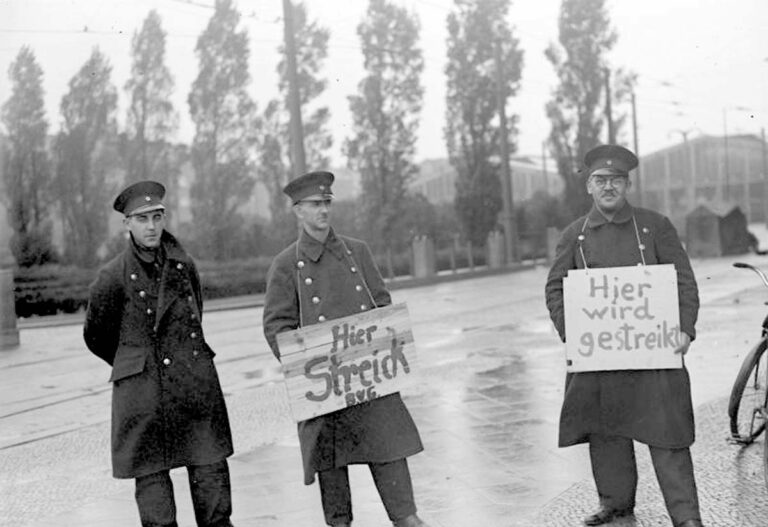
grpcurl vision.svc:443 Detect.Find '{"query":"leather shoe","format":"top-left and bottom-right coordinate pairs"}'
top-left (583, 507), bottom-right (634, 526)
top-left (393, 514), bottom-right (430, 527)
top-left (677, 520), bottom-right (704, 527)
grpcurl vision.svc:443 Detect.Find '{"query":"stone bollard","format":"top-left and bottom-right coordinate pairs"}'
top-left (0, 198), bottom-right (19, 350)
top-left (546, 227), bottom-right (560, 264)
top-left (486, 230), bottom-right (506, 268)
top-left (411, 235), bottom-right (436, 278)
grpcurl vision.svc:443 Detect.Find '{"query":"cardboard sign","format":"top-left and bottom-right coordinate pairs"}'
top-left (277, 303), bottom-right (417, 422)
top-left (563, 264), bottom-right (683, 372)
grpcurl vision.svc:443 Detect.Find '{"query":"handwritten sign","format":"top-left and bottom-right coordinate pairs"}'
top-left (563, 264), bottom-right (683, 372)
top-left (277, 303), bottom-right (417, 422)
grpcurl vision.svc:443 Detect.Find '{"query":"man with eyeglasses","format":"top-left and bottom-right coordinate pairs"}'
top-left (545, 146), bottom-right (704, 526)
top-left (263, 171), bottom-right (429, 527)
top-left (84, 180), bottom-right (235, 527)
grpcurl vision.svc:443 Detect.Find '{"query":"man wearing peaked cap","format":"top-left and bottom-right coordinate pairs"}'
top-left (263, 171), bottom-right (431, 527)
top-left (584, 144), bottom-right (638, 176)
top-left (545, 146), bottom-right (704, 526)
top-left (84, 180), bottom-right (236, 527)
top-left (283, 170), bottom-right (335, 204)
top-left (113, 180), bottom-right (167, 216)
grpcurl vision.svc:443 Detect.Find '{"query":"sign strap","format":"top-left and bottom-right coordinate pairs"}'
top-left (577, 213), bottom-right (647, 268)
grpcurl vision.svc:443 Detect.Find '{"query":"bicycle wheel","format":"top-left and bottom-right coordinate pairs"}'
top-left (728, 337), bottom-right (768, 443)
top-left (764, 417), bottom-right (768, 490)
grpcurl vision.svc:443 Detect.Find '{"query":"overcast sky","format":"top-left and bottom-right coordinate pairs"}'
top-left (0, 0), bottom-right (766, 166)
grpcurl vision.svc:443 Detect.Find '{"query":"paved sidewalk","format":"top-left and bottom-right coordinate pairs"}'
top-left (537, 396), bottom-right (768, 526)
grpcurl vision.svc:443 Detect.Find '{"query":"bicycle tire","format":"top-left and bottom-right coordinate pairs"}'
top-left (728, 337), bottom-right (768, 443)
top-left (764, 420), bottom-right (768, 490)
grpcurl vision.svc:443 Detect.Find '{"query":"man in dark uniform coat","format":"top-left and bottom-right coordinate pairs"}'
top-left (263, 171), bottom-right (429, 527)
top-left (545, 146), bottom-right (704, 527)
top-left (84, 181), bottom-right (235, 527)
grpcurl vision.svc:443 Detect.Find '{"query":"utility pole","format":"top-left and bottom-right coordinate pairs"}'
top-left (723, 108), bottom-right (730, 202)
top-left (604, 67), bottom-right (615, 144)
top-left (542, 140), bottom-right (549, 194)
top-left (631, 89), bottom-right (641, 206)
top-left (494, 36), bottom-right (517, 263)
top-left (762, 128), bottom-right (768, 227)
top-left (282, 0), bottom-right (306, 177)
top-left (676, 130), bottom-right (696, 212)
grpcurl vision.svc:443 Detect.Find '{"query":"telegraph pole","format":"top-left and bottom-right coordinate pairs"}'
top-left (723, 108), bottom-right (730, 201)
top-left (631, 90), bottom-right (642, 206)
top-left (762, 128), bottom-right (768, 226)
top-left (282, 0), bottom-right (306, 176)
top-left (604, 67), bottom-right (615, 144)
top-left (542, 141), bottom-right (549, 194)
top-left (494, 36), bottom-right (517, 263)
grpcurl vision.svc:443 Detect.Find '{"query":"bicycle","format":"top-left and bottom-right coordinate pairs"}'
top-left (727, 261), bottom-right (768, 487)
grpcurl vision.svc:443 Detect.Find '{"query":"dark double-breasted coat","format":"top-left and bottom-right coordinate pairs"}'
top-left (263, 228), bottom-right (423, 485)
top-left (84, 231), bottom-right (233, 479)
top-left (545, 202), bottom-right (700, 449)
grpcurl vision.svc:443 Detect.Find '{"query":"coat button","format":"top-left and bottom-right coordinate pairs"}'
top-left (638, 243), bottom-right (646, 250)
top-left (312, 296), bottom-right (320, 304)
top-left (193, 350), bottom-right (199, 356)
top-left (162, 358), bottom-right (171, 366)
top-left (350, 266), bottom-right (357, 273)
top-left (305, 277), bottom-right (313, 285)
top-left (139, 290), bottom-right (146, 298)
top-left (360, 304), bottom-right (367, 311)
top-left (346, 249), bottom-right (352, 255)
top-left (318, 315), bottom-right (326, 322)
top-left (146, 308), bottom-right (153, 315)
top-left (176, 263), bottom-right (183, 270)
top-left (190, 332), bottom-right (197, 338)
top-left (297, 260), bottom-right (305, 269)
top-left (130, 273), bottom-right (137, 281)
top-left (577, 234), bottom-right (585, 241)
top-left (188, 295), bottom-right (193, 303)
top-left (355, 285), bottom-right (363, 292)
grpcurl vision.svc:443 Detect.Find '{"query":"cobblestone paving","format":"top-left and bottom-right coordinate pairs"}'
top-left (535, 397), bottom-right (768, 527)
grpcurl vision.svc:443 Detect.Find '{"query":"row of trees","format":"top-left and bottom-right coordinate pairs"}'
top-left (1, 0), bottom-right (628, 268)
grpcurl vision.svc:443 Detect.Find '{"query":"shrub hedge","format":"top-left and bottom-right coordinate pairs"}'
top-left (13, 257), bottom-right (275, 318)
top-left (14, 265), bottom-right (94, 318)
top-left (12, 243), bottom-right (508, 318)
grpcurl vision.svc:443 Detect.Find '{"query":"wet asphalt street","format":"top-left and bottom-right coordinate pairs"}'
top-left (2, 241), bottom-right (768, 526)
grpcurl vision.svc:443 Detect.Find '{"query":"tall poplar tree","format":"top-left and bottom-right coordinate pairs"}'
top-left (343, 0), bottom-right (424, 254)
top-left (54, 47), bottom-right (119, 267)
top-left (188, 0), bottom-right (259, 259)
top-left (444, 0), bottom-right (523, 247)
top-left (1, 46), bottom-right (54, 265)
top-left (545, 0), bottom-right (616, 219)
top-left (124, 10), bottom-right (178, 190)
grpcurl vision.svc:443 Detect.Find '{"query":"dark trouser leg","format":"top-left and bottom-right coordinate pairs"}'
top-left (135, 470), bottom-right (178, 527)
top-left (187, 459), bottom-right (233, 527)
top-left (648, 446), bottom-right (701, 526)
top-left (589, 434), bottom-right (637, 510)
top-left (318, 466), bottom-right (353, 526)
top-left (369, 459), bottom-right (417, 522)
